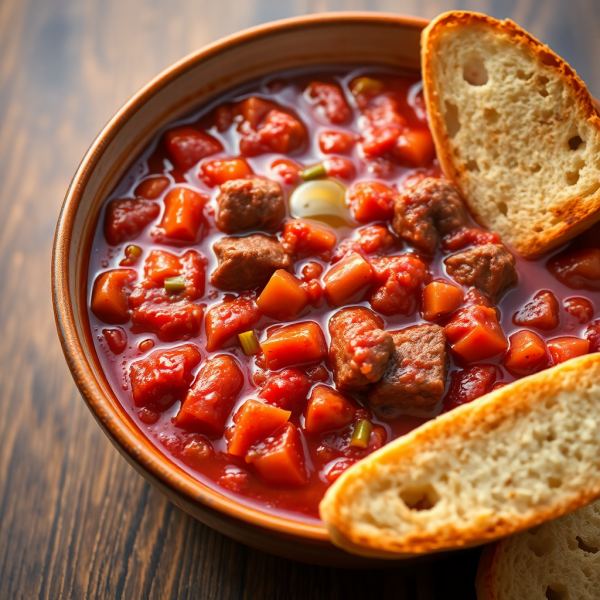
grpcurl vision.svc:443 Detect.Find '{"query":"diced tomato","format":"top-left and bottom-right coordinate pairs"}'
top-left (270, 158), bottom-right (301, 185)
top-left (421, 281), bottom-right (463, 321)
top-left (355, 225), bottom-right (395, 255)
top-left (445, 305), bottom-right (508, 363)
top-left (548, 247), bottom-right (600, 290)
top-left (324, 457), bottom-right (357, 484)
top-left (261, 321), bottom-right (327, 370)
top-left (102, 327), bottom-right (127, 355)
top-left (585, 321), bottom-right (600, 352)
top-left (306, 82), bottom-right (351, 124)
top-left (442, 365), bottom-right (498, 412)
top-left (347, 181), bottom-right (396, 223)
top-left (513, 291), bottom-right (560, 331)
top-left (205, 296), bottom-right (261, 352)
top-left (180, 435), bottom-right (215, 469)
top-left (368, 255), bottom-right (427, 316)
top-left (259, 368), bottom-right (311, 411)
top-left (392, 128), bottom-right (435, 167)
top-left (228, 400), bottom-right (291, 457)
top-left (323, 252), bottom-right (373, 306)
top-left (300, 279), bottom-right (324, 307)
top-left (360, 97), bottom-right (407, 158)
top-left (215, 105), bottom-right (234, 132)
top-left (282, 219), bottom-right (337, 259)
top-left (318, 130), bottom-right (356, 154)
top-left (131, 301), bottom-right (203, 342)
top-left (306, 365), bottom-right (330, 383)
top-left (103, 198), bottom-right (160, 246)
top-left (441, 227), bottom-right (500, 252)
top-left (240, 110), bottom-right (306, 156)
top-left (256, 270), bottom-right (309, 320)
top-left (139, 339), bottom-right (154, 353)
top-left (134, 176), bottom-right (170, 199)
top-left (159, 187), bottom-right (207, 242)
top-left (304, 385), bottom-right (355, 434)
top-left (504, 330), bottom-right (549, 376)
top-left (200, 158), bottom-right (253, 187)
top-left (129, 344), bottom-right (201, 409)
top-left (164, 126), bottom-right (223, 170)
top-left (90, 269), bottom-right (136, 324)
top-left (547, 336), bottom-right (590, 365)
top-left (564, 297), bottom-right (594, 324)
top-left (237, 97), bottom-right (272, 128)
top-left (246, 423), bottom-right (307, 486)
top-left (176, 355), bottom-right (244, 435)
top-left (301, 262), bottom-right (324, 281)
top-left (143, 250), bottom-right (181, 284)
top-left (324, 157), bottom-right (356, 180)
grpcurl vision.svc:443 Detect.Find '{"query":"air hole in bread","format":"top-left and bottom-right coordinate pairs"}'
top-left (568, 135), bottom-right (584, 150)
top-left (517, 69), bottom-right (533, 80)
top-left (444, 101), bottom-right (461, 138)
top-left (527, 536), bottom-right (551, 557)
top-left (537, 75), bottom-right (550, 98)
top-left (466, 159), bottom-right (479, 172)
top-left (541, 108), bottom-right (554, 121)
top-left (497, 201), bottom-right (508, 215)
top-left (548, 476), bottom-right (562, 488)
top-left (545, 584), bottom-right (567, 600)
top-left (576, 536), bottom-right (599, 553)
top-left (399, 483), bottom-right (439, 511)
top-left (530, 163), bottom-right (542, 174)
top-left (463, 56), bottom-right (488, 86)
top-left (566, 157), bottom-right (585, 185)
top-left (483, 107), bottom-right (500, 124)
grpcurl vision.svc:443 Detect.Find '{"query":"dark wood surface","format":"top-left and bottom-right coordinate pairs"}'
top-left (1, 0), bottom-right (599, 598)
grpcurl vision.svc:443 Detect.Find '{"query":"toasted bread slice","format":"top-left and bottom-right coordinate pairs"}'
top-left (422, 11), bottom-right (600, 257)
top-left (319, 354), bottom-right (600, 558)
top-left (476, 499), bottom-right (600, 600)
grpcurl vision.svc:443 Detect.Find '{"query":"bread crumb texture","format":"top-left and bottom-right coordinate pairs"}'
top-left (319, 354), bottom-right (600, 556)
top-left (476, 500), bottom-right (600, 600)
top-left (423, 12), bottom-right (600, 256)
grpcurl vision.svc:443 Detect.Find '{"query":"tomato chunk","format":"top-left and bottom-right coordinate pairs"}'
top-left (176, 355), bottom-right (244, 435)
top-left (90, 269), bottom-right (136, 324)
top-left (441, 227), bottom-right (500, 252)
top-left (160, 187), bottom-right (207, 242)
top-left (306, 82), bottom-right (351, 124)
top-left (164, 127), bottom-right (223, 170)
top-left (269, 158), bottom-right (301, 185)
top-left (228, 400), bottom-right (291, 457)
top-left (318, 130), bottom-right (356, 154)
top-left (129, 344), bottom-right (201, 409)
top-left (256, 270), bottom-right (309, 320)
top-left (548, 247), bottom-right (600, 290)
top-left (200, 158), bottom-right (253, 187)
top-left (547, 336), bottom-right (590, 365)
top-left (131, 302), bottom-right (203, 342)
top-left (347, 181), bottom-right (396, 223)
top-left (564, 297), bottom-right (594, 324)
top-left (134, 176), bottom-right (170, 199)
top-left (240, 109), bottom-right (306, 156)
top-left (259, 368), bottom-right (311, 411)
top-left (261, 321), bottom-right (327, 370)
top-left (143, 249), bottom-right (181, 285)
top-left (237, 97), bottom-right (272, 128)
top-left (504, 330), bottom-right (549, 376)
top-left (282, 219), bottom-right (337, 259)
top-left (421, 281), bottom-right (463, 321)
top-left (513, 291), bottom-right (559, 331)
top-left (103, 198), bottom-right (160, 246)
top-left (304, 385), bottom-right (355, 434)
top-left (442, 365), bottom-right (498, 412)
top-left (246, 423), bottom-right (307, 486)
top-left (102, 327), bottom-right (127, 355)
top-left (392, 128), bottom-right (435, 167)
top-left (445, 305), bottom-right (508, 363)
top-left (205, 296), bottom-right (261, 352)
top-left (324, 157), bottom-right (356, 181)
top-left (323, 252), bottom-right (373, 306)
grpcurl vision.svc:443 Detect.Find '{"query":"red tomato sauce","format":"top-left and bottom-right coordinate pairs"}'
top-left (87, 67), bottom-right (600, 523)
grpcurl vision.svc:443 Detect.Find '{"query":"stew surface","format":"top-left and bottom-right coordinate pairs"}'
top-left (88, 66), bottom-right (600, 523)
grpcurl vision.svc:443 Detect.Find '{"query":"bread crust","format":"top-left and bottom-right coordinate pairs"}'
top-left (421, 11), bottom-right (600, 257)
top-left (319, 353), bottom-right (600, 557)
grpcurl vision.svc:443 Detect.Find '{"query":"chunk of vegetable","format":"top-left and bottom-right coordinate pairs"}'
top-left (304, 385), bottom-right (355, 434)
top-left (282, 219), bottom-right (337, 259)
top-left (102, 327), bottom-right (127, 355)
top-left (103, 198), bottom-right (160, 246)
top-left (238, 331), bottom-right (260, 356)
top-left (547, 336), bottom-right (590, 365)
top-left (504, 330), bottom-right (549, 376)
top-left (548, 247), bottom-right (600, 290)
top-left (134, 176), bottom-right (170, 199)
top-left (270, 158), bottom-right (301, 185)
top-left (259, 368), bottom-right (311, 411)
top-left (318, 130), bottom-right (356, 154)
top-left (513, 290), bottom-right (560, 331)
top-left (306, 82), bottom-right (351, 124)
top-left (164, 127), bottom-right (223, 170)
top-left (164, 275), bottom-right (186, 293)
top-left (323, 252), bottom-right (373, 306)
top-left (421, 281), bottom-right (463, 320)
top-left (160, 187), bottom-right (207, 242)
top-left (564, 297), bottom-right (594, 324)
top-left (200, 158), bottom-right (253, 187)
top-left (301, 163), bottom-right (327, 181)
top-left (240, 109), bottom-right (306, 157)
top-left (120, 244), bottom-right (143, 266)
top-left (90, 269), bottom-right (136, 324)
top-left (392, 128), bottom-right (435, 167)
top-left (347, 181), bottom-right (396, 223)
top-left (442, 365), bottom-right (498, 412)
top-left (228, 400), bottom-right (291, 457)
top-left (131, 302), bottom-right (203, 342)
top-left (261, 321), bottom-right (327, 370)
top-left (176, 355), bottom-right (244, 435)
top-left (349, 420), bottom-right (372, 448)
top-left (256, 270), bottom-right (309, 320)
top-left (205, 296), bottom-right (261, 352)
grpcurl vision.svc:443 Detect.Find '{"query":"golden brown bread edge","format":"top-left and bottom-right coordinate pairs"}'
top-left (421, 11), bottom-right (600, 258)
top-left (318, 353), bottom-right (600, 558)
top-left (474, 542), bottom-right (502, 600)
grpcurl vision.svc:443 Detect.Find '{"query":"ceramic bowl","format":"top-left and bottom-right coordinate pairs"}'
top-left (52, 12), bottom-right (430, 567)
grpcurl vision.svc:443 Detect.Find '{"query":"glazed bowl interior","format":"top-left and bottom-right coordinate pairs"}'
top-left (53, 13), bottom-right (428, 558)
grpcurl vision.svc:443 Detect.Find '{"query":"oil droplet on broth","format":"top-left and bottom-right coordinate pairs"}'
top-left (289, 179), bottom-right (352, 228)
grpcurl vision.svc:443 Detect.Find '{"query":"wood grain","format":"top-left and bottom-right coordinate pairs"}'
top-left (0, 0), bottom-right (598, 598)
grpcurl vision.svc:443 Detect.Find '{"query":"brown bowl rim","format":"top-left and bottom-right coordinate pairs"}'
top-left (52, 11), bottom-right (429, 543)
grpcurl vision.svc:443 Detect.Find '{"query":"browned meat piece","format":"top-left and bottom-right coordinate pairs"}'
top-left (392, 178), bottom-right (467, 254)
top-left (445, 243), bottom-right (517, 300)
top-left (368, 324), bottom-right (447, 418)
top-left (329, 307), bottom-right (394, 391)
top-left (216, 177), bottom-right (286, 233)
top-left (211, 234), bottom-right (292, 291)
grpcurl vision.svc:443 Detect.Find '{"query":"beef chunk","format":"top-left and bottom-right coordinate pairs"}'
top-left (211, 234), bottom-right (292, 291)
top-left (392, 178), bottom-right (467, 254)
top-left (445, 243), bottom-right (517, 300)
top-left (368, 324), bottom-right (447, 417)
top-left (216, 177), bottom-right (286, 233)
top-left (329, 307), bottom-right (394, 391)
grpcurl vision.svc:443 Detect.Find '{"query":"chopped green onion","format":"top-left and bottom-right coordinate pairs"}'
top-left (164, 275), bottom-right (186, 292)
top-left (238, 330), bottom-right (260, 356)
top-left (350, 77), bottom-right (384, 96)
top-left (300, 163), bottom-right (327, 181)
top-left (125, 244), bottom-right (142, 258)
top-left (349, 420), bottom-right (372, 449)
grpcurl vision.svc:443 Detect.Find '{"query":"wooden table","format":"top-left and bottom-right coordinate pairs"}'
top-left (1, 0), bottom-right (598, 597)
